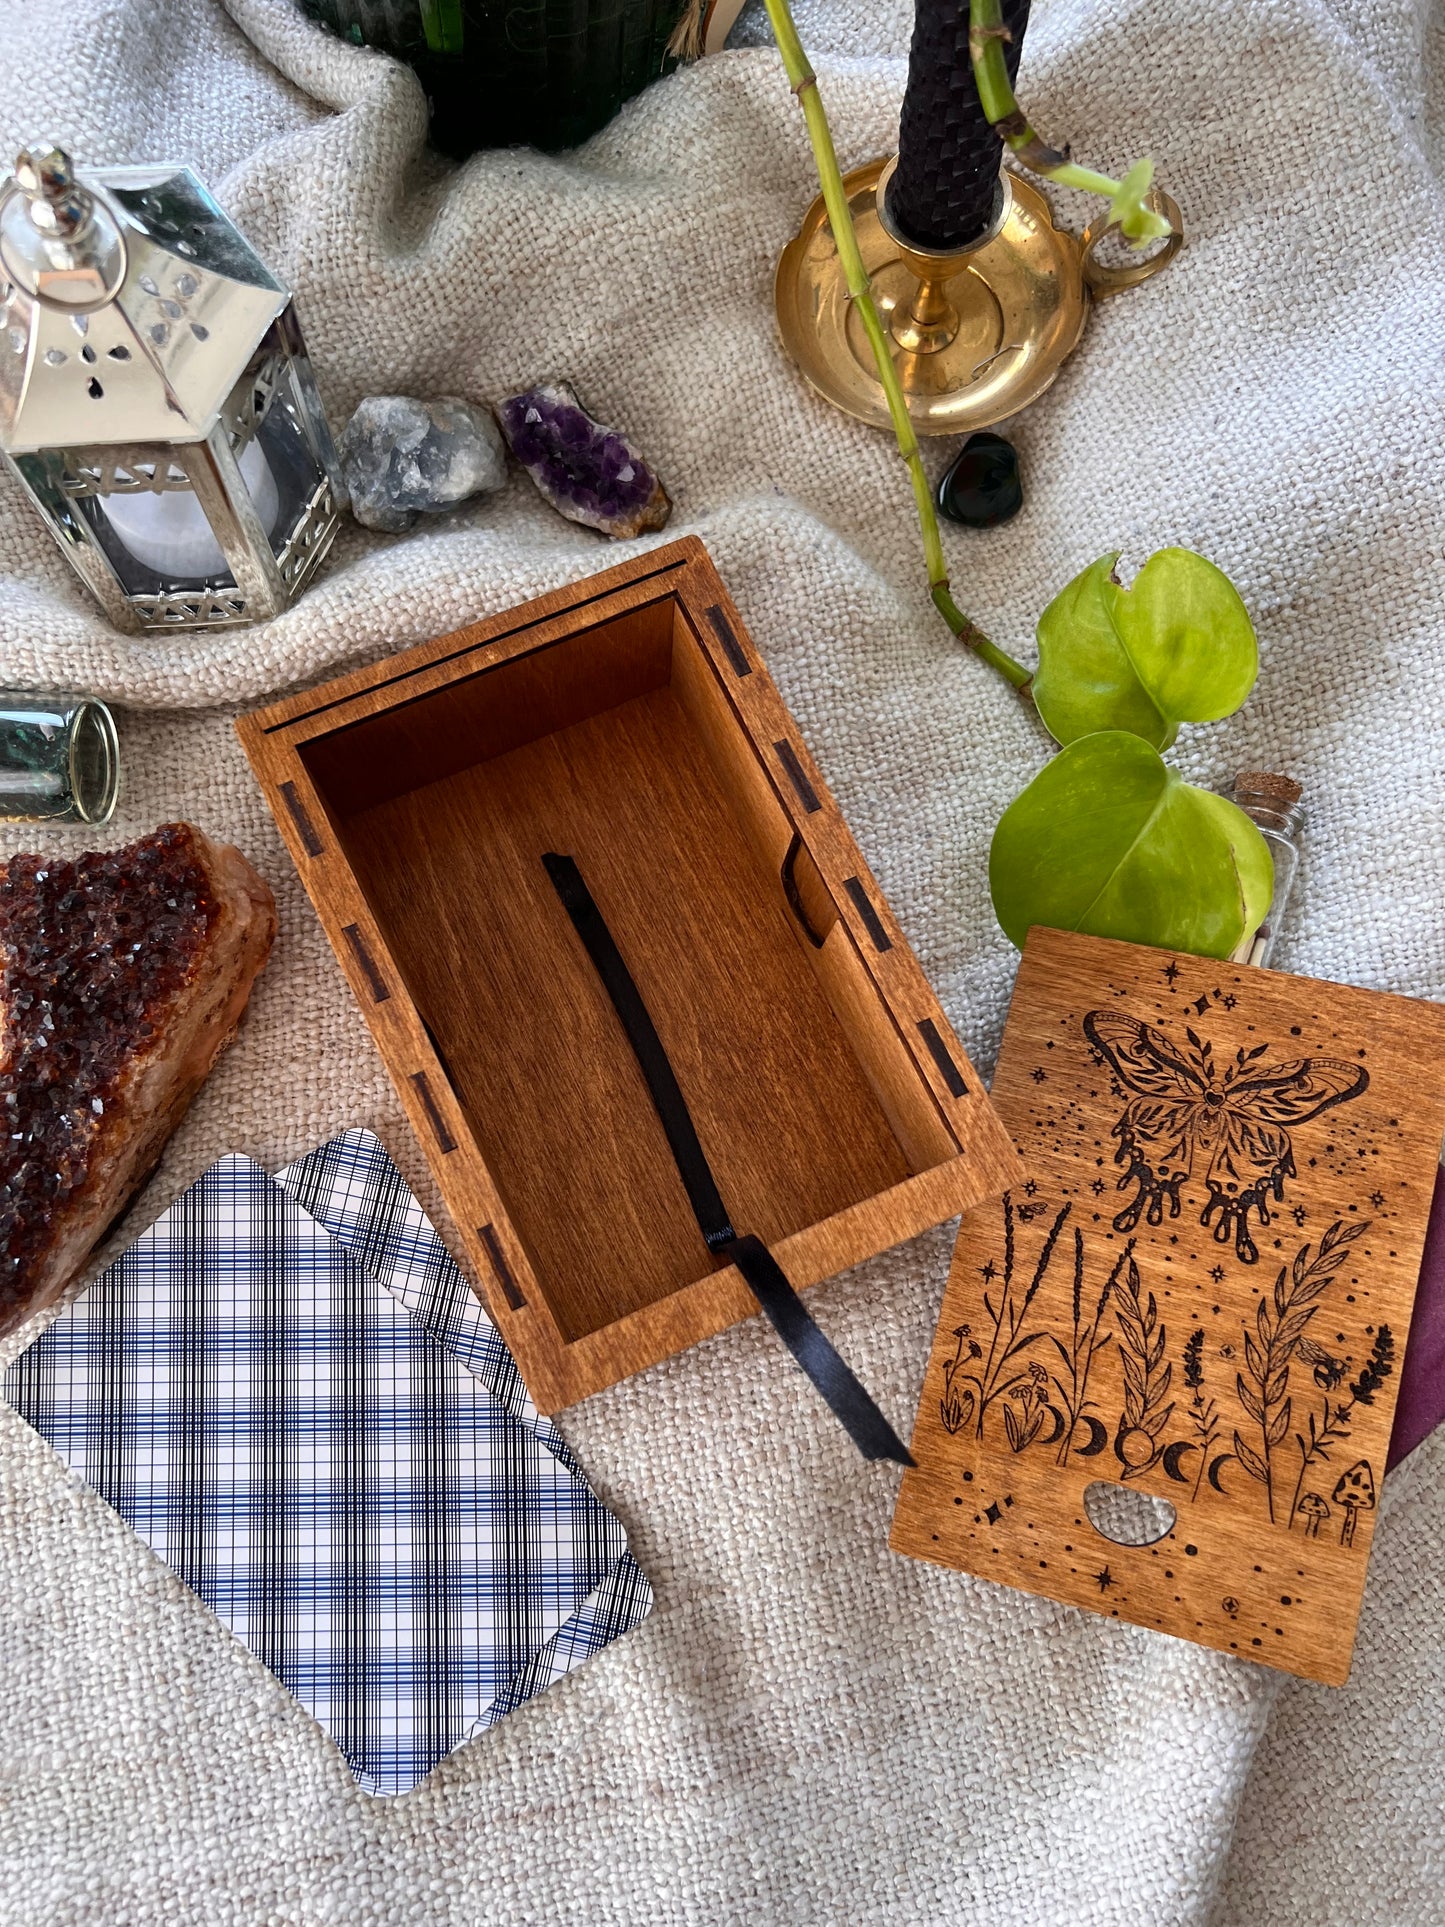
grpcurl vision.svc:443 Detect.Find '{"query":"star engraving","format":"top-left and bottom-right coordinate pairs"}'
top-left (1162, 962), bottom-right (1180, 984)
top-left (1095, 1566), bottom-right (1116, 1592)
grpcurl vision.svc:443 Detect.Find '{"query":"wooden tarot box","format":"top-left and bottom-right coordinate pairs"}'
top-left (891, 927), bottom-right (1445, 1684)
top-left (238, 539), bottom-right (1020, 1412)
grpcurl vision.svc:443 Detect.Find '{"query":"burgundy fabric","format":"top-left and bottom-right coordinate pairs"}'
top-left (1389, 1163), bottom-right (1445, 1470)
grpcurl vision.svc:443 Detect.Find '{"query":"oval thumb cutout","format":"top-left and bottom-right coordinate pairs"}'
top-left (1083, 1481), bottom-right (1177, 1547)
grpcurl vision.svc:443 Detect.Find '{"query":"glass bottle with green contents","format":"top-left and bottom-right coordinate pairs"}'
top-left (0, 694), bottom-right (119, 825)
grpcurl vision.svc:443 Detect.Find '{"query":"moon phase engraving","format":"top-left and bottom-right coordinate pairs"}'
top-left (1162, 1440), bottom-right (1197, 1484)
top-left (1208, 1452), bottom-right (1235, 1494)
top-left (1074, 1415), bottom-right (1109, 1457)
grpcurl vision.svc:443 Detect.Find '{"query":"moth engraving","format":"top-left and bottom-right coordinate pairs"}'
top-left (1083, 1011), bottom-right (1370, 1263)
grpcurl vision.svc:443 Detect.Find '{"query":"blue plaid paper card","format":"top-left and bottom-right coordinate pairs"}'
top-left (5, 1133), bottom-right (652, 1794)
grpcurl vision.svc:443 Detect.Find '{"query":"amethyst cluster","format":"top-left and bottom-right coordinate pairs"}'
top-left (495, 383), bottom-right (671, 540)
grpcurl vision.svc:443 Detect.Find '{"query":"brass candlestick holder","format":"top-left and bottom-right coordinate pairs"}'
top-left (775, 156), bottom-right (1182, 435)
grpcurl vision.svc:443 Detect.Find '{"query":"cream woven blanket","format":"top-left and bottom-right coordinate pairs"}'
top-left (1, 0), bottom-right (1443, 1919)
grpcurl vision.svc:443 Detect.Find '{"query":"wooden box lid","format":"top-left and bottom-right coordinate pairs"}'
top-left (891, 926), bottom-right (1445, 1683)
top-left (238, 539), bottom-right (1020, 1411)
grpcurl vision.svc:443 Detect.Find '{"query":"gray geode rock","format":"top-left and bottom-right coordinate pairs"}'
top-left (338, 394), bottom-right (508, 533)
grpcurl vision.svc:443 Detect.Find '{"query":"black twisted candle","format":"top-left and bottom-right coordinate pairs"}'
top-left (887, 0), bottom-right (1030, 252)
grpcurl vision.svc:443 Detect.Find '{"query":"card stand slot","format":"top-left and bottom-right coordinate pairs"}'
top-left (842, 876), bottom-right (893, 953)
top-left (408, 1070), bottom-right (457, 1155)
top-left (773, 739), bottom-right (822, 814)
top-left (706, 602), bottom-right (751, 677)
top-left (341, 921), bottom-right (391, 1002)
top-left (916, 1017), bottom-right (969, 1098)
top-left (478, 1222), bottom-right (527, 1311)
top-left (279, 779), bottom-right (324, 856)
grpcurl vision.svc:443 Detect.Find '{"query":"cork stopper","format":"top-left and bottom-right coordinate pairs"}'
top-left (1232, 770), bottom-right (1304, 840)
top-left (1235, 771), bottom-right (1302, 807)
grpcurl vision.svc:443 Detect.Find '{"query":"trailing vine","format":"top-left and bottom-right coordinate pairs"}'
top-left (967, 0), bottom-right (1176, 244)
top-left (761, 0), bottom-right (1033, 696)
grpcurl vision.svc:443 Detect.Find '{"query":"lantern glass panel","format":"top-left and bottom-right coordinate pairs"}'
top-left (241, 325), bottom-right (340, 587)
top-left (68, 448), bottom-right (275, 598)
top-left (51, 323), bottom-right (337, 616)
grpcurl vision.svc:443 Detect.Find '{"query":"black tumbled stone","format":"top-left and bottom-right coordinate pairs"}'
top-left (936, 432), bottom-right (1022, 528)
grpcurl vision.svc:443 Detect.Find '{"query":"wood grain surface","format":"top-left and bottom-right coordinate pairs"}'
top-left (237, 539), bottom-right (1021, 1409)
top-left (891, 927), bottom-right (1445, 1685)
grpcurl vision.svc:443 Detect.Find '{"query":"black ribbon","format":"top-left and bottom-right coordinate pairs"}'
top-left (543, 852), bottom-right (914, 1467)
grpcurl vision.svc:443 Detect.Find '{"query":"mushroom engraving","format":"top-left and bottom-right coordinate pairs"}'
top-left (1331, 1461), bottom-right (1376, 1549)
top-left (1295, 1492), bottom-right (1330, 1539)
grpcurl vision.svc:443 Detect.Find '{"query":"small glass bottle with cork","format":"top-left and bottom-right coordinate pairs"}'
top-left (1230, 771), bottom-right (1303, 968)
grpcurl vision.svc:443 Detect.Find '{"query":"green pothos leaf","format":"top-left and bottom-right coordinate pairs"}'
top-left (1032, 550), bottom-right (1259, 750)
top-left (988, 730), bottom-right (1273, 958)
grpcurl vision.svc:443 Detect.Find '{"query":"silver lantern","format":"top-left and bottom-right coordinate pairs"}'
top-left (0, 146), bottom-right (346, 632)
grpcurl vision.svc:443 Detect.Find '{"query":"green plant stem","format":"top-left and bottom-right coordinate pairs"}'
top-left (969, 0), bottom-right (1115, 186)
top-left (762, 0), bottom-right (1033, 696)
top-left (421, 0), bottom-right (464, 53)
top-left (969, 0), bottom-right (1171, 239)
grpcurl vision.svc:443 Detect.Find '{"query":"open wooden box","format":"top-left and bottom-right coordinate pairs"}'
top-left (239, 539), bottom-right (1020, 1410)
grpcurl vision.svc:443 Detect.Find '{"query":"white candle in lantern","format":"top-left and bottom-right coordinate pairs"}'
top-left (100, 436), bottom-right (280, 580)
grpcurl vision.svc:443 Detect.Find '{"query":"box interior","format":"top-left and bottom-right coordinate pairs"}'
top-left (300, 594), bottom-right (953, 1345)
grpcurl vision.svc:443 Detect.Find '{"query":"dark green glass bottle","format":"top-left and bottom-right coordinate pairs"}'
top-left (305, 0), bottom-right (687, 155)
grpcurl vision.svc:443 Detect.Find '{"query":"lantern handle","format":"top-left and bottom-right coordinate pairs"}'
top-left (0, 144), bottom-right (128, 311)
top-left (13, 148), bottom-right (92, 241)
